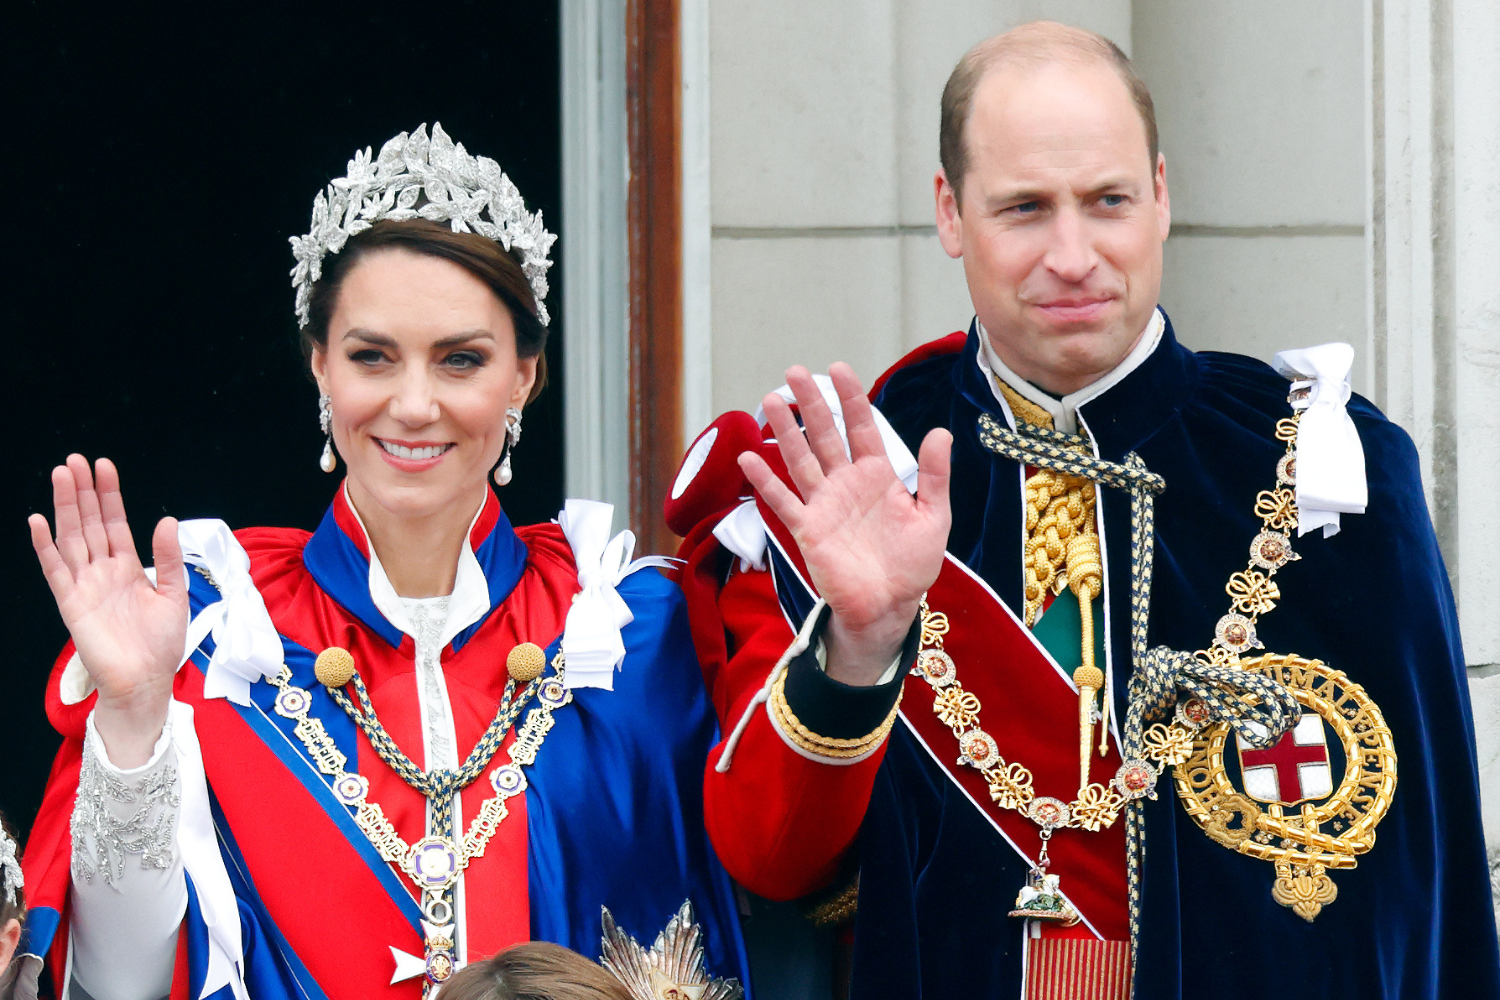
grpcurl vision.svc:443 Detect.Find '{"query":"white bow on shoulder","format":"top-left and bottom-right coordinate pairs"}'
top-left (1272, 343), bottom-right (1368, 538)
top-left (177, 518), bottom-right (285, 705)
top-left (557, 499), bottom-right (676, 690)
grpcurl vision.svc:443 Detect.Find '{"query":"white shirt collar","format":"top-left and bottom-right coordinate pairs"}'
top-left (342, 482), bottom-right (493, 649)
top-left (977, 308), bottom-right (1165, 435)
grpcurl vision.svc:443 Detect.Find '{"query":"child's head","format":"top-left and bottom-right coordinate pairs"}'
top-left (440, 942), bottom-right (630, 1000)
top-left (0, 812), bottom-right (24, 977)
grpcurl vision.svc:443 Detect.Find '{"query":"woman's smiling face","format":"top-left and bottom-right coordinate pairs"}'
top-left (311, 248), bottom-right (537, 526)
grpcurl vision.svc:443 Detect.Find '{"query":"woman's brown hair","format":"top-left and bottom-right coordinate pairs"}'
top-left (300, 218), bottom-right (550, 404)
top-left (439, 942), bottom-right (630, 1000)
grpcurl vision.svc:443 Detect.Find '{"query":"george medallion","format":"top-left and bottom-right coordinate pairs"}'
top-left (1113, 759), bottom-right (1157, 800)
top-left (1249, 530), bottom-right (1299, 572)
top-left (1173, 653), bottom-right (1396, 921)
top-left (1213, 613), bottom-right (1264, 655)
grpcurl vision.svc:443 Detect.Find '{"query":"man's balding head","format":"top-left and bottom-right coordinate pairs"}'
top-left (932, 21), bottom-right (1171, 396)
top-left (940, 22), bottom-right (1157, 207)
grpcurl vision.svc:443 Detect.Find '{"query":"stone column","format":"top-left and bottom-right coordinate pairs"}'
top-left (1371, 0), bottom-right (1500, 916)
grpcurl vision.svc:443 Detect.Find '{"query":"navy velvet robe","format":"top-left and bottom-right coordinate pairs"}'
top-left (849, 317), bottom-right (1500, 998)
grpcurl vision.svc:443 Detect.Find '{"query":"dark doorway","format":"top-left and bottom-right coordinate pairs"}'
top-left (2, 2), bottom-right (564, 840)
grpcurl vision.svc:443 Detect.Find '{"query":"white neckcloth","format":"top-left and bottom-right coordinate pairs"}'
top-left (978, 308), bottom-right (1165, 435)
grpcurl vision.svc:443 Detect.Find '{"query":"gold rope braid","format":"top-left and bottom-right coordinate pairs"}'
top-left (995, 383), bottom-right (1102, 632)
top-left (767, 664), bottom-right (904, 760)
top-left (996, 381), bottom-right (1110, 771)
top-left (802, 873), bottom-right (860, 928)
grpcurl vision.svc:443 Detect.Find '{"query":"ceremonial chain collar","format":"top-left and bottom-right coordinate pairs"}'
top-left (268, 642), bottom-right (570, 992)
top-left (910, 412), bottom-right (1304, 929)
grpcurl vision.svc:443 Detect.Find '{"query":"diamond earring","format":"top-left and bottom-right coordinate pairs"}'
top-left (495, 407), bottom-right (523, 486)
top-left (318, 393), bottom-right (337, 473)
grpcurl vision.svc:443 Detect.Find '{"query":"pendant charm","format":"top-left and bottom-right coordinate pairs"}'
top-left (1007, 823), bottom-right (1080, 925)
top-left (424, 937), bottom-right (456, 987)
top-left (1173, 652), bottom-right (1396, 921)
top-left (1008, 866), bottom-right (1081, 925)
top-left (320, 438), bottom-right (337, 473)
top-left (391, 909), bottom-right (459, 995)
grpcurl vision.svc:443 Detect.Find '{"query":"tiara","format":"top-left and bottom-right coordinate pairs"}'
top-left (289, 123), bottom-right (556, 329)
top-left (600, 901), bottom-right (743, 1000)
top-left (0, 823), bottom-right (20, 908)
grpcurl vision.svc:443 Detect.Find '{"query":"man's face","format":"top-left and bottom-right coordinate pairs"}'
top-left (935, 59), bottom-right (1170, 396)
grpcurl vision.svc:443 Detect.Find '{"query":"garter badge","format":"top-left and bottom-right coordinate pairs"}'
top-left (1173, 653), bottom-right (1396, 921)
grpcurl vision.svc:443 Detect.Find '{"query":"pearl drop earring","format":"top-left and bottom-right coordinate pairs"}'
top-left (495, 407), bottom-right (523, 486)
top-left (319, 393), bottom-right (337, 473)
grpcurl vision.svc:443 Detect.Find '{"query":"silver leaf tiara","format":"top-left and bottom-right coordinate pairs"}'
top-left (0, 824), bottom-right (20, 908)
top-left (289, 123), bottom-right (556, 329)
top-left (600, 900), bottom-right (743, 1000)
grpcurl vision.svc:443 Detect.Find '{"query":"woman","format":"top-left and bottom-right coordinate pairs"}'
top-left (20, 124), bottom-right (748, 999)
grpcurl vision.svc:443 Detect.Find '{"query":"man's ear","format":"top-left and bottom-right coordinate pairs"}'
top-left (0, 917), bottom-right (20, 974)
top-left (934, 169), bottom-right (964, 260)
top-left (1154, 152), bottom-right (1171, 240)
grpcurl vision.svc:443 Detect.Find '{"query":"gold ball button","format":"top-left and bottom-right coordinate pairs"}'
top-left (314, 646), bottom-right (357, 688)
top-left (506, 642), bottom-right (546, 683)
top-left (1072, 665), bottom-right (1104, 691)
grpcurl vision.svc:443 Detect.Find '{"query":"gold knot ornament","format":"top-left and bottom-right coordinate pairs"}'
top-left (1072, 666), bottom-right (1104, 691)
top-left (506, 642), bottom-right (547, 683)
top-left (314, 646), bottom-right (357, 688)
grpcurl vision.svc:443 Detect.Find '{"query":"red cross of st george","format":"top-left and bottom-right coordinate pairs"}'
top-left (1241, 722), bottom-right (1327, 803)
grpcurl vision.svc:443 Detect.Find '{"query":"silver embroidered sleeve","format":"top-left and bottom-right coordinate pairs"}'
top-left (71, 724), bottom-right (182, 887)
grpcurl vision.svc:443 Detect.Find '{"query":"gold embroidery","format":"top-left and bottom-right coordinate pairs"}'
top-left (767, 664), bottom-right (903, 760)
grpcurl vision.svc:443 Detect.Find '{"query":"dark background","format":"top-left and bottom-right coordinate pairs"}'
top-left (1, 1), bottom-right (564, 841)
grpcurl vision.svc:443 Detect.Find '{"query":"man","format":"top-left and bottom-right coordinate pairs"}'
top-left (668, 21), bottom-right (1500, 1000)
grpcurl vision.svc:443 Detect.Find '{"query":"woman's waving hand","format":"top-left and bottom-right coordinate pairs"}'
top-left (28, 455), bottom-right (187, 766)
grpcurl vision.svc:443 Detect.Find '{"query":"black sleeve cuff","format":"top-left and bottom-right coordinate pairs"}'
top-left (780, 605), bottom-right (920, 740)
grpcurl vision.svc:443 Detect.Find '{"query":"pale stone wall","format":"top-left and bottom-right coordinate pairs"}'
top-left (704, 0), bottom-right (1130, 415)
top-left (1450, 0), bottom-right (1500, 922)
top-left (1133, 0), bottom-right (1369, 387)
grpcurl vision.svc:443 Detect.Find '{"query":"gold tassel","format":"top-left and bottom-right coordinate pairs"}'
top-left (1067, 531), bottom-right (1104, 789)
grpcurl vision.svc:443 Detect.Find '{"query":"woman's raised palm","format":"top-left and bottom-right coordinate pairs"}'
top-left (29, 455), bottom-right (187, 731)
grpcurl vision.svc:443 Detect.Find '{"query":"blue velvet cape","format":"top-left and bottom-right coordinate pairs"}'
top-left (848, 317), bottom-right (1499, 999)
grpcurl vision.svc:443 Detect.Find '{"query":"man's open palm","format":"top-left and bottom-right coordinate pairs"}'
top-left (739, 363), bottom-right (952, 682)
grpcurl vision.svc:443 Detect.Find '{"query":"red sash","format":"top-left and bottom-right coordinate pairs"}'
top-left (899, 555), bottom-right (1129, 941)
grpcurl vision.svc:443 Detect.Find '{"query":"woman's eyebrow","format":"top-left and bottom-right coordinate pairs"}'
top-left (340, 329), bottom-right (496, 348)
top-left (432, 330), bottom-right (496, 348)
top-left (341, 328), bottom-right (396, 347)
